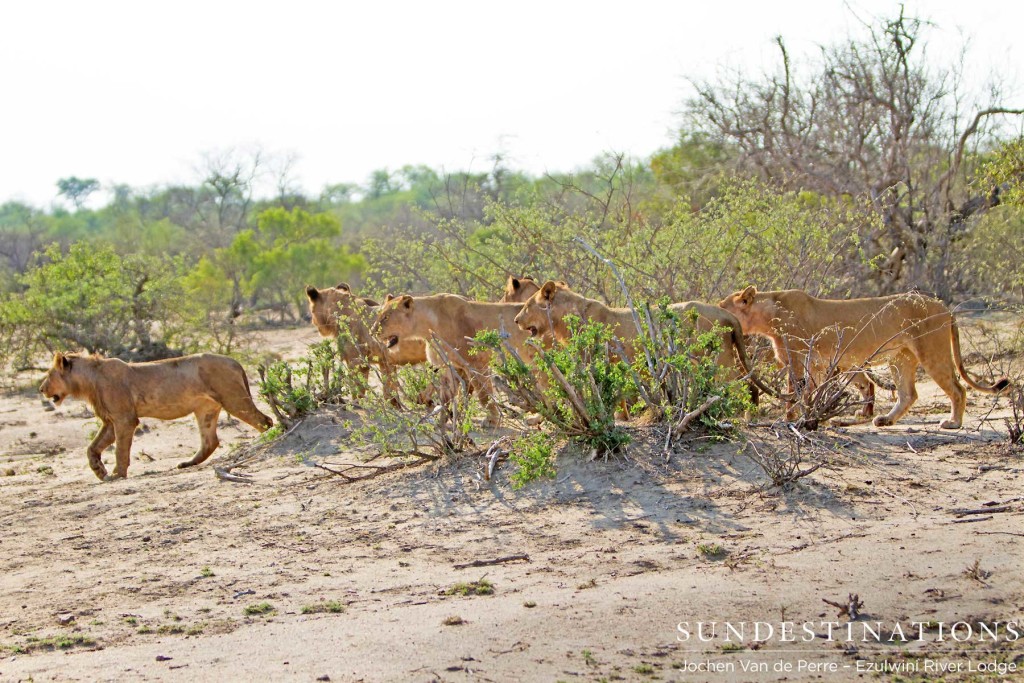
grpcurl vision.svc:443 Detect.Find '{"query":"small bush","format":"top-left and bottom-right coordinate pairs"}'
top-left (301, 601), bottom-right (345, 614)
top-left (444, 579), bottom-right (494, 596)
top-left (243, 602), bottom-right (275, 616)
top-left (508, 432), bottom-right (557, 489)
top-left (258, 337), bottom-right (362, 427)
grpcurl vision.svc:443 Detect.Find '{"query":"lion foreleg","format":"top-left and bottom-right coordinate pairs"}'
top-left (86, 420), bottom-right (115, 480)
top-left (108, 416), bottom-right (139, 480)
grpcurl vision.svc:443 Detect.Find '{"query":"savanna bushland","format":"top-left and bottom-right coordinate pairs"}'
top-left (2, 11), bottom-right (1024, 681)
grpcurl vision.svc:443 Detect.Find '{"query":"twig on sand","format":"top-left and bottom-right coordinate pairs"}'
top-left (313, 455), bottom-right (436, 483)
top-left (952, 516), bottom-right (994, 523)
top-left (453, 554), bottom-right (530, 570)
top-left (975, 531), bottom-right (1024, 538)
top-left (672, 396), bottom-right (722, 437)
top-left (823, 593), bottom-right (864, 620)
top-left (214, 467), bottom-right (254, 484)
top-left (952, 505), bottom-right (1013, 517)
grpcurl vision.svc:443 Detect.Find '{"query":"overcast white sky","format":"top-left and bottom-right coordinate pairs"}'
top-left (1, 0), bottom-right (1022, 207)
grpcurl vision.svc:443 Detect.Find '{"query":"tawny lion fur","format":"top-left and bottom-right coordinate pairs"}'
top-left (39, 352), bottom-right (273, 480)
top-left (372, 294), bottom-right (533, 424)
top-left (718, 286), bottom-right (1010, 428)
top-left (513, 281), bottom-right (771, 394)
top-left (306, 283), bottom-right (428, 396)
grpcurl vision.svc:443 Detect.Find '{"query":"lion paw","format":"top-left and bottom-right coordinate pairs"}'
top-left (939, 419), bottom-right (961, 430)
top-left (872, 415), bottom-right (893, 427)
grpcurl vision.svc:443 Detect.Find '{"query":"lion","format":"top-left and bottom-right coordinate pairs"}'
top-left (306, 283), bottom-right (429, 398)
top-left (718, 286), bottom-right (1010, 428)
top-left (39, 352), bottom-right (273, 480)
top-left (513, 281), bottom-right (775, 397)
top-left (371, 294), bottom-right (533, 424)
top-left (500, 275), bottom-right (570, 304)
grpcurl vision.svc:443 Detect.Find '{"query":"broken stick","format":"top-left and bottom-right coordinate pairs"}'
top-left (453, 553), bottom-right (529, 570)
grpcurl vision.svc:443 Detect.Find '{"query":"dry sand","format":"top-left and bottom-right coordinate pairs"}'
top-left (1, 324), bottom-right (1023, 682)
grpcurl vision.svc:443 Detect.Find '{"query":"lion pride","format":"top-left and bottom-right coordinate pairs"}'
top-left (40, 352), bottom-right (273, 480)
top-left (718, 286), bottom-right (1010, 428)
top-left (513, 280), bottom-right (773, 396)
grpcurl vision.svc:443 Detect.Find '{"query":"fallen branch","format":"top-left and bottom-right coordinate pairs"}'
top-left (952, 516), bottom-right (994, 524)
top-left (214, 467), bottom-right (254, 484)
top-left (975, 531), bottom-right (1024, 538)
top-left (453, 553), bottom-right (530, 570)
top-left (952, 505), bottom-right (1012, 517)
top-left (823, 593), bottom-right (863, 620)
top-left (672, 395), bottom-right (722, 437)
top-left (313, 456), bottom-right (436, 483)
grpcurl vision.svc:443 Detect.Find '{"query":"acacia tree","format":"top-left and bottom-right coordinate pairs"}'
top-left (686, 9), bottom-right (1023, 297)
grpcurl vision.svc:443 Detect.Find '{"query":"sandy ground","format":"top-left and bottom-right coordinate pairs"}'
top-left (1, 324), bottom-right (1023, 682)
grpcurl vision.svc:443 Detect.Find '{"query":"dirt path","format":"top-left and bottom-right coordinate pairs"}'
top-left (1, 327), bottom-right (1022, 682)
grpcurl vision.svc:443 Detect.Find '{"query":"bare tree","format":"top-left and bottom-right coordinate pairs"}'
top-left (687, 8), bottom-right (1023, 298)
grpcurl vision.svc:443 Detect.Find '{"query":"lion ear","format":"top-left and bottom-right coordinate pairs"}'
top-left (541, 280), bottom-right (559, 302)
top-left (305, 286), bottom-right (319, 302)
top-left (335, 282), bottom-right (351, 292)
top-left (509, 276), bottom-right (521, 291)
top-left (384, 293), bottom-right (395, 303)
top-left (740, 286), bottom-right (757, 305)
top-left (400, 295), bottom-right (413, 309)
top-left (55, 352), bottom-right (71, 370)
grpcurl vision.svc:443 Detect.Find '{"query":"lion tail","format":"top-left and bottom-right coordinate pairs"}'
top-left (950, 320), bottom-right (1010, 394)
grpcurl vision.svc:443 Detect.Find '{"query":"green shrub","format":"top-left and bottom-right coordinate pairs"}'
top-left (508, 432), bottom-right (557, 489)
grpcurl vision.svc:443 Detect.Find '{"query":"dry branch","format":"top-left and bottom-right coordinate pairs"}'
top-left (823, 593), bottom-right (863, 620)
top-left (453, 553), bottom-right (530, 570)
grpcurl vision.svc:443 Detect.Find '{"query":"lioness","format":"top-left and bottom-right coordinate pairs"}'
top-left (513, 281), bottom-right (773, 395)
top-left (39, 352), bottom-right (273, 480)
top-left (718, 286), bottom-right (1010, 428)
top-left (372, 294), bottom-right (532, 424)
top-left (501, 275), bottom-right (571, 304)
top-left (306, 283), bottom-right (429, 397)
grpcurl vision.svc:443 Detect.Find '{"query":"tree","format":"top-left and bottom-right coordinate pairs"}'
top-left (56, 176), bottom-right (100, 210)
top-left (686, 8), bottom-right (1023, 297)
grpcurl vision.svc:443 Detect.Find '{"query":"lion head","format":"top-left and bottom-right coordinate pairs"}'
top-left (717, 285), bottom-right (772, 335)
top-left (500, 275), bottom-right (542, 303)
top-left (513, 280), bottom-right (575, 340)
top-left (39, 352), bottom-right (77, 406)
top-left (372, 294), bottom-right (420, 352)
top-left (305, 283), bottom-right (378, 338)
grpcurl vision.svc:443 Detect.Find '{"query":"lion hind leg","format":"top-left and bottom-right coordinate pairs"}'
top-left (217, 379), bottom-right (274, 433)
top-left (919, 353), bottom-right (967, 430)
top-left (873, 351), bottom-right (918, 428)
top-left (179, 405), bottom-right (221, 469)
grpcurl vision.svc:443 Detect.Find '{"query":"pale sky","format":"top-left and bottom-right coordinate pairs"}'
top-left (2, 0), bottom-right (1022, 207)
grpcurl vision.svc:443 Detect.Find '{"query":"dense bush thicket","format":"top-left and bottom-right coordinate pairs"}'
top-left (0, 10), bottom-right (1021, 373)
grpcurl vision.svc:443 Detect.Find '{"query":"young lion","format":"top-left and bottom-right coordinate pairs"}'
top-left (371, 294), bottom-right (532, 424)
top-left (39, 352), bottom-right (273, 480)
top-left (718, 286), bottom-right (1010, 428)
top-left (513, 281), bottom-right (773, 395)
top-left (306, 283), bottom-right (428, 397)
top-left (500, 275), bottom-right (542, 303)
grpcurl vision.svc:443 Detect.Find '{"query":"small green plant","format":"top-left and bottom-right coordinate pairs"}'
top-left (508, 432), bottom-right (557, 489)
top-left (136, 626), bottom-right (154, 634)
top-left (442, 615), bottom-right (465, 626)
top-left (444, 578), bottom-right (494, 596)
top-left (258, 337), bottom-right (362, 427)
top-left (36, 465), bottom-right (54, 476)
top-left (185, 623), bottom-right (205, 636)
top-left (633, 663), bottom-right (655, 674)
top-left (301, 601), bottom-right (345, 614)
top-left (582, 649), bottom-right (597, 666)
top-left (720, 642), bottom-right (745, 652)
top-left (156, 624), bottom-right (185, 635)
top-left (480, 317), bottom-right (632, 456)
top-left (122, 616), bottom-right (138, 626)
top-left (243, 602), bottom-right (275, 616)
top-left (200, 566), bottom-right (214, 578)
top-left (697, 543), bottom-right (726, 559)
